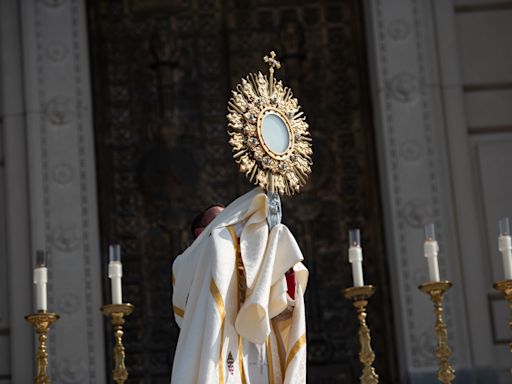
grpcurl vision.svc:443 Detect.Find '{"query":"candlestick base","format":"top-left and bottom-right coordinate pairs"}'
top-left (418, 281), bottom-right (455, 384)
top-left (493, 280), bottom-right (512, 375)
top-left (344, 285), bottom-right (379, 384)
top-left (101, 303), bottom-right (134, 384)
top-left (25, 311), bottom-right (60, 384)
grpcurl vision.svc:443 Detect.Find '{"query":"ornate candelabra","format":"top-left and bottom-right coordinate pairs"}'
top-left (494, 279), bottom-right (512, 374)
top-left (25, 311), bottom-right (60, 384)
top-left (101, 303), bottom-right (134, 384)
top-left (344, 285), bottom-right (379, 384)
top-left (418, 281), bottom-right (455, 384)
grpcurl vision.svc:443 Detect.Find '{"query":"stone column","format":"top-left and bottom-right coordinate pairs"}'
top-left (363, 0), bottom-right (473, 382)
top-left (17, 0), bottom-right (106, 382)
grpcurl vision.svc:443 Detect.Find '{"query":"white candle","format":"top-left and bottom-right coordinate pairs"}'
top-left (34, 250), bottom-right (48, 312)
top-left (108, 245), bottom-right (123, 304)
top-left (348, 229), bottom-right (364, 287)
top-left (499, 218), bottom-right (512, 280)
top-left (424, 223), bottom-right (440, 282)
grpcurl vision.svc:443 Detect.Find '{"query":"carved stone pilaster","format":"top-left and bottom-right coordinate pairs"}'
top-left (364, 0), bottom-right (472, 380)
top-left (20, 0), bottom-right (106, 381)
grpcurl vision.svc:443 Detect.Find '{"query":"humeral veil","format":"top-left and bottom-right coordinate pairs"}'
top-left (171, 188), bottom-right (308, 383)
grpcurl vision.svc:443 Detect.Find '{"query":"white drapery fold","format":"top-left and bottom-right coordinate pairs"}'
top-left (171, 188), bottom-right (308, 384)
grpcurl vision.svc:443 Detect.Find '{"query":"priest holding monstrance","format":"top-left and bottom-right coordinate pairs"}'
top-left (171, 52), bottom-right (313, 384)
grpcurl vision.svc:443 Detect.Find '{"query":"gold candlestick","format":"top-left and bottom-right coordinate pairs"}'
top-left (419, 281), bottom-right (456, 384)
top-left (494, 279), bottom-right (512, 374)
top-left (344, 285), bottom-right (379, 384)
top-left (101, 303), bottom-right (134, 384)
top-left (25, 311), bottom-right (60, 384)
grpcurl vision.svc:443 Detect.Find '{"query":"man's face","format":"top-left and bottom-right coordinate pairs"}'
top-left (194, 206), bottom-right (224, 238)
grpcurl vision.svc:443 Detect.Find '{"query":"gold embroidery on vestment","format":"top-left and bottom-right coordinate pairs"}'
top-left (210, 279), bottom-right (226, 383)
top-left (272, 319), bottom-right (285, 375)
top-left (285, 333), bottom-right (306, 371)
top-left (173, 305), bottom-right (184, 318)
top-left (238, 336), bottom-right (247, 384)
top-left (227, 225), bottom-right (248, 383)
top-left (266, 335), bottom-right (275, 384)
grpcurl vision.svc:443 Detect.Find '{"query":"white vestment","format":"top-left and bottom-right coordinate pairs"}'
top-left (171, 188), bottom-right (308, 384)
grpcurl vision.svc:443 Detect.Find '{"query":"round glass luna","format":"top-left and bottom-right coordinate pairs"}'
top-left (260, 112), bottom-right (291, 155)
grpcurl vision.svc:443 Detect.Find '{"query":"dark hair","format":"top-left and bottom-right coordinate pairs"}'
top-left (190, 204), bottom-right (225, 238)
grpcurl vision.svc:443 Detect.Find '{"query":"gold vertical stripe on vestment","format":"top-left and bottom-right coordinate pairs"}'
top-left (210, 279), bottom-right (226, 383)
top-left (266, 335), bottom-right (275, 384)
top-left (226, 225), bottom-right (240, 255)
top-left (238, 336), bottom-right (247, 384)
top-left (228, 225), bottom-right (248, 383)
top-left (219, 318), bottom-right (225, 383)
top-left (285, 333), bottom-right (306, 371)
top-left (272, 319), bottom-right (285, 375)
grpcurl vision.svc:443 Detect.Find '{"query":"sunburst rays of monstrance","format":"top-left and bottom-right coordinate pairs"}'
top-left (227, 51), bottom-right (313, 196)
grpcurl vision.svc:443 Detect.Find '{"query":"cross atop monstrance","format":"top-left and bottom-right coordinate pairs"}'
top-left (263, 51), bottom-right (281, 76)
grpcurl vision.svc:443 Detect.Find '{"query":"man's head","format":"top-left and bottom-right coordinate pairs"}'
top-left (191, 204), bottom-right (225, 238)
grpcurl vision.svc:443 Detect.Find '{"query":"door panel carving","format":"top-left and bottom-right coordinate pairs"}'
top-left (88, 1), bottom-right (398, 382)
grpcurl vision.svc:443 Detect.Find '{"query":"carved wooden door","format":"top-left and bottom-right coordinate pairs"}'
top-left (88, 0), bottom-right (398, 382)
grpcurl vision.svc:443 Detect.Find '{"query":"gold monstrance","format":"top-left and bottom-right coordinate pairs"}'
top-left (227, 51), bottom-right (313, 196)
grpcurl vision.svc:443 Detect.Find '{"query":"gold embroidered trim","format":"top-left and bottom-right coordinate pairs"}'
top-left (285, 333), bottom-right (306, 371)
top-left (210, 279), bottom-right (226, 383)
top-left (173, 305), bottom-right (184, 318)
top-left (266, 335), bottom-right (275, 384)
top-left (272, 319), bottom-right (285, 375)
top-left (228, 225), bottom-right (248, 383)
top-left (210, 280), bottom-right (226, 317)
top-left (228, 225), bottom-right (246, 307)
top-left (238, 336), bottom-right (247, 384)
top-left (227, 225), bottom-right (240, 255)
